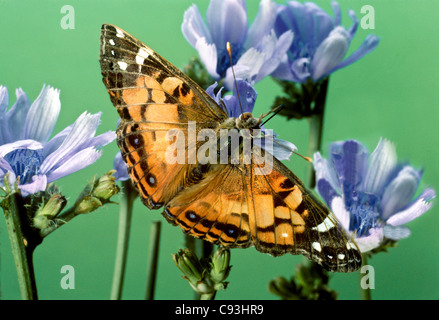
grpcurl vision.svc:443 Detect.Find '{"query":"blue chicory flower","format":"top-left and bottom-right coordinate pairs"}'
top-left (182, 0), bottom-right (294, 90)
top-left (206, 80), bottom-right (297, 161)
top-left (314, 139), bottom-right (436, 252)
top-left (0, 84), bottom-right (116, 196)
top-left (272, 1), bottom-right (380, 82)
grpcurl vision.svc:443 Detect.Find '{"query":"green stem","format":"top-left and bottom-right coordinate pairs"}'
top-left (200, 291), bottom-right (216, 300)
top-left (306, 77), bottom-right (329, 189)
top-left (2, 192), bottom-right (38, 300)
top-left (145, 220), bottom-right (162, 300)
top-left (359, 254), bottom-right (372, 300)
top-left (110, 180), bottom-right (136, 300)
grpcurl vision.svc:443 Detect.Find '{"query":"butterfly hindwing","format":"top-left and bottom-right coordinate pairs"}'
top-left (164, 146), bottom-right (361, 272)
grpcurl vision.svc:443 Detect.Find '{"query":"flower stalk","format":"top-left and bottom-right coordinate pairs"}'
top-left (110, 180), bottom-right (136, 300)
top-left (1, 177), bottom-right (38, 299)
top-left (145, 220), bottom-right (162, 300)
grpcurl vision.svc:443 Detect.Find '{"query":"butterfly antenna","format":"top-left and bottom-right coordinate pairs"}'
top-left (260, 105), bottom-right (285, 127)
top-left (227, 42), bottom-right (244, 115)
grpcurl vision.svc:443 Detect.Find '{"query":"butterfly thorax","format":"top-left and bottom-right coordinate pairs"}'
top-left (219, 112), bottom-right (262, 131)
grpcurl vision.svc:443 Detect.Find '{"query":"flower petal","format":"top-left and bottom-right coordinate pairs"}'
top-left (6, 88), bottom-right (31, 141)
top-left (330, 140), bottom-right (368, 207)
top-left (45, 147), bottom-right (102, 182)
top-left (254, 30), bottom-right (294, 82)
top-left (24, 85), bottom-right (61, 143)
top-left (79, 130), bottom-right (116, 150)
top-left (355, 227), bottom-right (383, 253)
top-left (223, 48), bottom-right (265, 89)
top-left (40, 112), bottom-right (101, 173)
top-left (311, 26), bottom-right (350, 81)
top-left (330, 196), bottom-right (350, 232)
top-left (182, 4), bottom-right (212, 47)
top-left (246, 0), bottom-right (277, 48)
top-left (0, 85), bottom-right (8, 114)
top-left (19, 174), bottom-right (47, 197)
top-left (206, 0), bottom-right (247, 51)
top-left (380, 166), bottom-right (422, 220)
top-left (0, 139), bottom-right (43, 158)
top-left (386, 188), bottom-right (436, 226)
top-left (383, 225), bottom-right (411, 240)
top-left (362, 138), bottom-right (397, 195)
top-left (334, 34), bottom-right (380, 71)
top-left (113, 152), bottom-right (130, 181)
top-left (314, 152), bottom-right (341, 205)
top-left (195, 37), bottom-right (219, 79)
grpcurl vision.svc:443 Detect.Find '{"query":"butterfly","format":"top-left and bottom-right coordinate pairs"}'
top-left (99, 24), bottom-right (362, 272)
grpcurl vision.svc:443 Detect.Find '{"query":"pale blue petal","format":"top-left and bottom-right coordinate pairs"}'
top-left (383, 225), bottom-right (411, 240)
top-left (24, 85), bottom-right (61, 143)
top-left (380, 166), bottom-right (422, 220)
top-left (311, 26), bottom-right (350, 81)
top-left (182, 4), bottom-right (212, 47)
top-left (195, 37), bottom-right (219, 79)
top-left (331, 1), bottom-right (341, 26)
top-left (42, 124), bottom-right (73, 158)
top-left (355, 227), bottom-right (383, 253)
top-left (255, 30), bottom-right (294, 82)
top-left (290, 57), bottom-right (311, 82)
top-left (0, 139), bottom-right (43, 158)
top-left (113, 152), bottom-right (130, 181)
top-left (40, 112), bottom-right (101, 173)
top-left (0, 85), bottom-right (8, 114)
top-left (222, 80), bottom-right (256, 117)
top-left (330, 196), bottom-right (350, 232)
top-left (79, 131), bottom-right (116, 150)
top-left (206, 0), bottom-right (247, 51)
top-left (7, 88), bottom-right (31, 141)
top-left (45, 147), bottom-right (102, 182)
top-left (246, 0), bottom-right (277, 48)
top-left (362, 138), bottom-right (397, 195)
top-left (334, 34), bottom-right (380, 71)
top-left (19, 174), bottom-right (47, 197)
top-left (223, 48), bottom-right (265, 90)
top-left (270, 58), bottom-right (296, 81)
top-left (386, 188), bottom-right (436, 226)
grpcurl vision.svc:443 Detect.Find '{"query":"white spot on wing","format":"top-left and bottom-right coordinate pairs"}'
top-left (109, 39), bottom-right (115, 46)
top-left (117, 61), bottom-right (128, 70)
top-left (138, 47), bottom-right (149, 59)
top-left (312, 216), bottom-right (337, 232)
top-left (116, 28), bottom-right (125, 38)
top-left (338, 254), bottom-right (345, 260)
top-left (312, 242), bottom-right (322, 252)
top-left (136, 55), bottom-right (144, 65)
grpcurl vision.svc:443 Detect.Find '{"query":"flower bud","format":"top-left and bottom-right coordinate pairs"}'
top-left (210, 247), bottom-right (231, 283)
top-left (92, 170), bottom-right (120, 201)
top-left (75, 196), bottom-right (102, 214)
top-left (33, 193), bottom-right (67, 230)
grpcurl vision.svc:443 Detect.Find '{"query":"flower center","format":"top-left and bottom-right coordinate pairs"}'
top-left (4, 149), bottom-right (44, 184)
top-left (217, 45), bottom-right (242, 77)
top-left (349, 203), bottom-right (380, 237)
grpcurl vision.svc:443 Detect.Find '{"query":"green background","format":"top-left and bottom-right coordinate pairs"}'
top-left (1, 0), bottom-right (438, 300)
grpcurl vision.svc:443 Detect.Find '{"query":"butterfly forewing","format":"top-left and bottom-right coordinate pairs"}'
top-left (100, 24), bottom-right (226, 208)
top-left (99, 24), bottom-right (362, 272)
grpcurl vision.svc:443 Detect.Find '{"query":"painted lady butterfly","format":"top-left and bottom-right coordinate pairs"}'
top-left (99, 24), bottom-right (362, 272)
